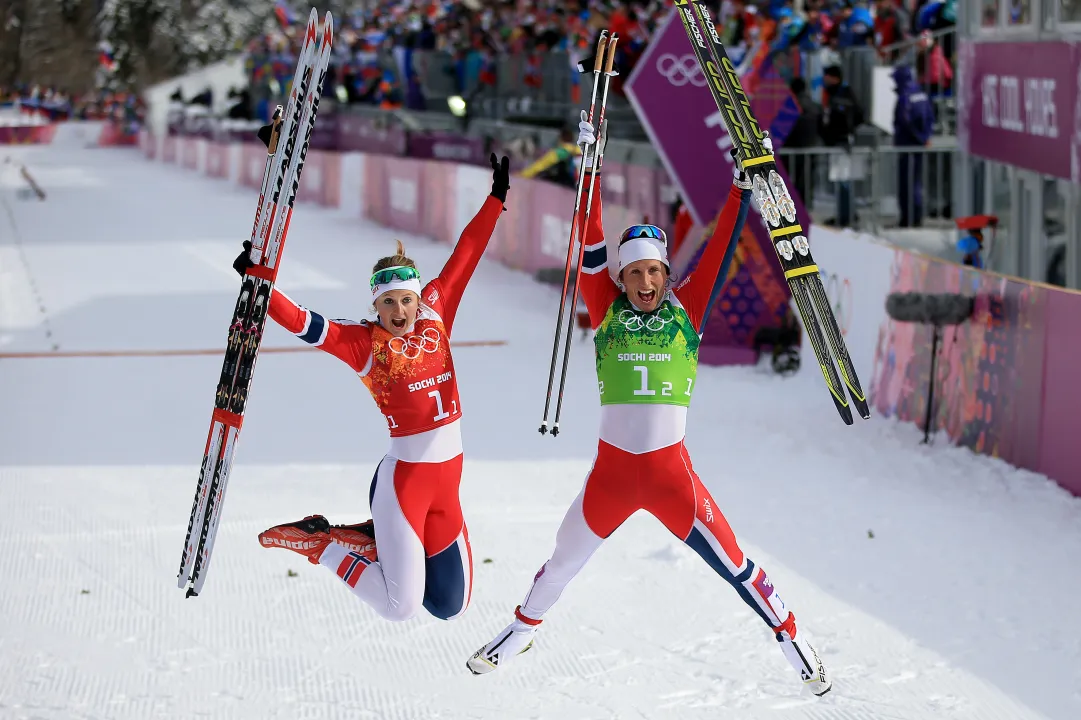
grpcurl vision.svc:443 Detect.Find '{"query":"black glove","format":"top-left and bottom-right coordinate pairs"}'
top-left (233, 241), bottom-right (255, 277)
top-left (489, 153), bottom-right (510, 205)
top-left (730, 148), bottom-right (751, 189)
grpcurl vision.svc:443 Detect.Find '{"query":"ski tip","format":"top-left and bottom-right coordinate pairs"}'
top-left (321, 12), bottom-right (335, 47)
top-left (305, 9), bottom-right (319, 45)
top-left (319, 17), bottom-right (332, 47)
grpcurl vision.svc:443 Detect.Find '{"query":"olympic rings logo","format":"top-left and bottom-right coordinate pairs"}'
top-left (618, 307), bottom-right (674, 332)
top-left (655, 54), bottom-right (706, 88)
top-left (387, 327), bottom-right (441, 359)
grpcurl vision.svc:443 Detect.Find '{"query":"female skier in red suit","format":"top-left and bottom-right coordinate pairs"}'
top-left (239, 154), bottom-right (510, 623)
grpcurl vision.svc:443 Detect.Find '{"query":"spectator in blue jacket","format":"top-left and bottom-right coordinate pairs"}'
top-left (892, 65), bottom-right (934, 227)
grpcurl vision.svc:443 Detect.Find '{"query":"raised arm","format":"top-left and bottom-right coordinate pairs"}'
top-left (673, 152), bottom-right (754, 333)
top-left (433, 154), bottom-right (509, 331)
top-left (575, 115), bottom-right (621, 329)
top-left (268, 289), bottom-right (371, 372)
top-left (231, 242), bottom-right (372, 371)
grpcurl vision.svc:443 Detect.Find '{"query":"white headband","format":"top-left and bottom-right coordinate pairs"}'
top-left (618, 238), bottom-right (669, 272)
top-left (372, 277), bottom-right (422, 303)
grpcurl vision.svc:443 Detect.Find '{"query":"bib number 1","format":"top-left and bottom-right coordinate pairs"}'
top-left (633, 366), bottom-right (656, 396)
top-left (429, 389), bottom-right (451, 421)
top-left (386, 390), bottom-right (457, 429)
top-left (632, 366), bottom-right (692, 398)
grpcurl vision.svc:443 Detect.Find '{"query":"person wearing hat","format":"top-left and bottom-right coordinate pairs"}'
top-left (467, 117), bottom-right (832, 697)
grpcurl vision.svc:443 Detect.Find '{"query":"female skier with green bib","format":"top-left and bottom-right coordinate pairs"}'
top-left (466, 119), bottom-right (831, 696)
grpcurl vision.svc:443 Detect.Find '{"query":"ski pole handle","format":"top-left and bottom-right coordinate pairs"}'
top-left (604, 31), bottom-right (619, 76)
top-left (593, 32), bottom-right (607, 75)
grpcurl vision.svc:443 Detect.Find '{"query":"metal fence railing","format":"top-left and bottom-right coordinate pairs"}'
top-left (334, 100), bottom-right (958, 239)
top-left (776, 140), bottom-right (958, 237)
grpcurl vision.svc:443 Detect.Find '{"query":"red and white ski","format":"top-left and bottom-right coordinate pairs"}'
top-left (177, 8), bottom-right (335, 598)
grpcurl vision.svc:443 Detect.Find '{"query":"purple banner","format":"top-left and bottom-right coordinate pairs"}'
top-left (625, 9), bottom-right (806, 356)
top-left (624, 11), bottom-right (739, 228)
top-left (959, 40), bottom-right (1076, 181)
top-left (407, 131), bottom-right (486, 165)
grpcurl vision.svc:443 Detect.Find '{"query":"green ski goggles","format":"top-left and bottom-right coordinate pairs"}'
top-left (370, 265), bottom-right (421, 290)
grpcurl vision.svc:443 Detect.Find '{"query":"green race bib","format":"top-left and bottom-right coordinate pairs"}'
top-left (594, 294), bottom-right (700, 406)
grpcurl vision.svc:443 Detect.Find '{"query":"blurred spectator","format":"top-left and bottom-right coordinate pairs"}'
top-left (892, 64), bottom-right (934, 227)
top-left (782, 76), bottom-right (821, 209)
top-left (518, 126), bottom-right (581, 188)
top-left (874, 0), bottom-right (911, 61)
top-left (958, 228), bottom-right (986, 269)
top-left (915, 29), bottom-right (952, 99)
top-left (818, 64), bottom-right (864, 227)
top-left (2, 84), bottom-right (145, 131)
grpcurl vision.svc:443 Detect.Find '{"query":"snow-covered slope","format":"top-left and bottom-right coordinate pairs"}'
top-left (1, 146), bottom-right (1078, 720)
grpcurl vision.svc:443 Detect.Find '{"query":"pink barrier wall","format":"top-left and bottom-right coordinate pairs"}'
top-left (321, 153), bottom-right (341, 208)
top-left (239, 143), bottom-right (264, 190)
top-left (180, 137), bottom-right (198, 170)
top-left (206, 143), bottom-right (228, 179)
top-left (0, 125), bottom-right (57, 144)
top-left (0, 121), bottom-right (135, 146)
top-left (420, 161), bottom-right (455, 244)
top-left (297, 150), bottom-right (324, 205)
top-left (871, 253), bottom-right (1080, 495)
top-left (139, 135), bottom-right (1081, 495)
top-left (162, 136), bottom-right (177, 164)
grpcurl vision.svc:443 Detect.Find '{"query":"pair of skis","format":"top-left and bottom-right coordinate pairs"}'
top-left (671, 0), bottom-right (870, 425)
top-left (538, 31), bottom-right (620, 437)
top-left (177, 8), bottom-right (334, 598)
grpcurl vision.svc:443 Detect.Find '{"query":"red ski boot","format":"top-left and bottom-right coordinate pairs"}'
top-left (329, 520), bottom-right (378, 562)
top-left (258, 514), bottom-right (332, 565)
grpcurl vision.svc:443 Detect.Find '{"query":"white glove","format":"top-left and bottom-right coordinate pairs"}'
top-left (577, 110), bottom-right (596, 147)
top-left (580, 110), bottom-right (608, 169)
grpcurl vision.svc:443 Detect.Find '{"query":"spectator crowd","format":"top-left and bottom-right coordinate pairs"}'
top-left (1, 85), bottom-right (145, 129)
top-left (242, 0), bottom-right (956, 116)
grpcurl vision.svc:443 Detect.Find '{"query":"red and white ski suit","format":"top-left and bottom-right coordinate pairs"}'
top-left (514, 172), bottom-right (798, 637)
top-left (268, 194), bottom-right (504, 621)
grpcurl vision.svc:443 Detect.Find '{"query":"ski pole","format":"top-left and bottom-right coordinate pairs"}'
top-left (551, 34), bottom-right (619, 437)
top-left (539, 30), bottom-right (609, 435)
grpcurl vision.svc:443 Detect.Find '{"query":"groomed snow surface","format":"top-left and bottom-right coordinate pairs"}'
top-left (1, 145), bottom-right (1079, 720)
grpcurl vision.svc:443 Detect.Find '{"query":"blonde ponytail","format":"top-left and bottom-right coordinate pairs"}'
top-left (372, 239), bottom-right (416, 273)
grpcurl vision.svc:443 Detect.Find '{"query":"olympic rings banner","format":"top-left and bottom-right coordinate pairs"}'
top-left (139, 130), bottom-right (1081, 498)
